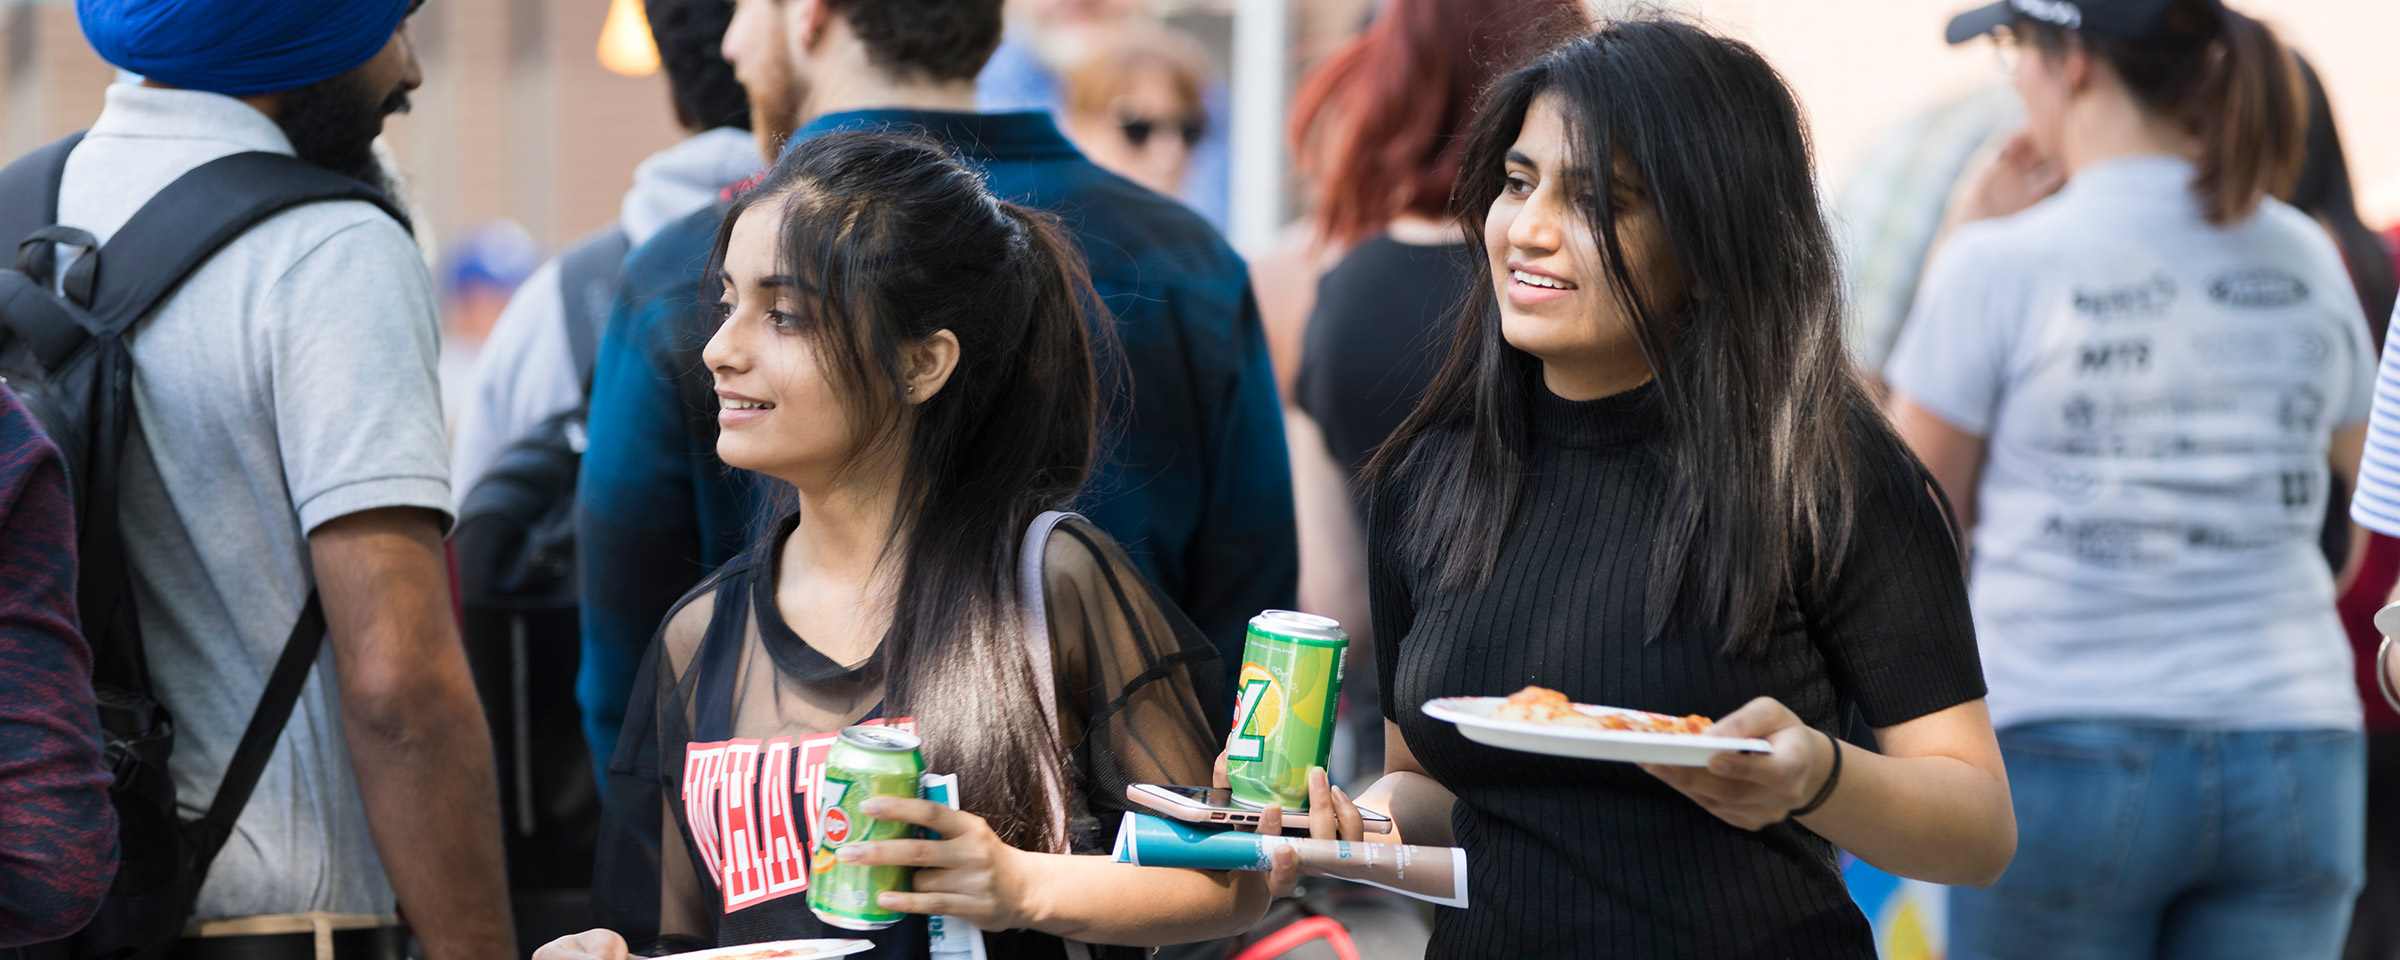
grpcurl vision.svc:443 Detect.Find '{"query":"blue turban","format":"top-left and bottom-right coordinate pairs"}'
top-left (77, 0), bottom-right (413, 98)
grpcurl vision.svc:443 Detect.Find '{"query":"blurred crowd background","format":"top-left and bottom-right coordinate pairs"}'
top-left (5, 0), bottom-right (2397, 396)
top-left (7, 1), bottom-right (2400, 957)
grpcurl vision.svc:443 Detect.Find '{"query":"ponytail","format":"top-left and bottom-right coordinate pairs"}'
top-left (2020, 0), bottom-right (2303, 224)
top-left (2191, 6), bottom-right (2303, 223)
top-left (992, 201), bottom-right (1104, 502)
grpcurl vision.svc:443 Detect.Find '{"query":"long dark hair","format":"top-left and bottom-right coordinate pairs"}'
top-left (1366, 20), bottom-right (1906, 654)
top-left (1287, 0), bottom-right (1586, 244)
top-left (706, 131), bottom-right (1099, 851)
top-left (2291, 55), bottom-right (2398, 340)
top-left (2020, 0), bottom-right (2303, 225)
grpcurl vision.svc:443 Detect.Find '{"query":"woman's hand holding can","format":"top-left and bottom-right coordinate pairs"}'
top-left (837, 796), bottom-right (1048, 933)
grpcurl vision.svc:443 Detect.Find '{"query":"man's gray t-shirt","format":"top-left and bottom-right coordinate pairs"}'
top-left (1887, 155), bottom-right (2372, 732)
top-left (55, 84), bottom-right (450, 920)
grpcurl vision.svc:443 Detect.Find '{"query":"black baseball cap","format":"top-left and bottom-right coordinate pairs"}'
top-left (1944, 0), bottom-right (2222, 45)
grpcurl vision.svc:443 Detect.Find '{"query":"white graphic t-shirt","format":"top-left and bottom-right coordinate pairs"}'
top-left (1887, 154), bottom-right (2372, 731)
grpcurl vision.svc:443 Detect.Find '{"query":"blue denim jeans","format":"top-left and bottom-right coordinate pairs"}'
top-left (1951, 722), bottom-right (2366, 960)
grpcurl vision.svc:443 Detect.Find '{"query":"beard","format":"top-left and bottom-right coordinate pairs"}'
top-left (747, 72), bottom-right (803, 162)
top-left (275, 70), bottom-right (411, 198)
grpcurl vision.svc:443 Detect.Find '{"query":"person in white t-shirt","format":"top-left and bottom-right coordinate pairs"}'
top-left (1890, 0), bottom-right (2371, 956)
top-left (59, 0), bottom-right (511, 956)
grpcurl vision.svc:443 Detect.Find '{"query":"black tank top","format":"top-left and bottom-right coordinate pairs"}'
top-left (1294, 235), bottom-right (1477, 482)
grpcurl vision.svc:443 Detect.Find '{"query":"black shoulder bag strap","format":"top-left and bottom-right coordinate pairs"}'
top-left (554, 223), bottom-right (631, 394)
top-left (0, 133), bottom-right (102, 626)
top-left (87, 151), bottom-right (408, 324)
top-left (191, 593), bottom-right (328, 862)
top-left (71, 151), bottom-right (408, 866)
top-left (0, 132), bottom-right (83, 259)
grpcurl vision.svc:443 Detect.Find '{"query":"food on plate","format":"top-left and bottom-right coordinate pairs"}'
top-left (699, 946), bottom-right (842, 960)
top-left (716, 950), bottom-right (804, 960)
top-left (1493, 686), bottom-right (1714, 734)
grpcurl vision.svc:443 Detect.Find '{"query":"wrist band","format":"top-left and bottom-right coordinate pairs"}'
top-left (1790, 728), bottom-right (1843, 819)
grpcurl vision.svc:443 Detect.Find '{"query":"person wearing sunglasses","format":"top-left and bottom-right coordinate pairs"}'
top-left (1062, 26), bottom-right (1211, 200)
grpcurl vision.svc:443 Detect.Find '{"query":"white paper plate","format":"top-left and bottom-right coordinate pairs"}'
top-left (653, 940), bottom-right (877, 960)
top-left (1422, 697), bottom-right (1773, 766)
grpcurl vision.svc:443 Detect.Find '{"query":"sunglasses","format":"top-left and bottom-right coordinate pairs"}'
top-left (1118, 115), bottom-right (1205, 149)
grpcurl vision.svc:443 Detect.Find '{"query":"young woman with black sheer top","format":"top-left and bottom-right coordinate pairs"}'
top-left (539, 131), bottom-right (1272, 960)
top-left (1282, 21), bottom-right (2018, 959)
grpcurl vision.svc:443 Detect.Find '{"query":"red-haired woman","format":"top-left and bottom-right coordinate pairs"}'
top-left (1264, 0), bottom-right (1585, 778)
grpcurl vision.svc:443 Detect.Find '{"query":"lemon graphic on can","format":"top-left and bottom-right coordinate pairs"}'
top-left (1236, 664), bottom-right (1285, 739)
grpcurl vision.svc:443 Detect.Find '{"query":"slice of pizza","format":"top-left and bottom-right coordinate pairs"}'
top-left (1494, 685), bottom-right (1713, 734)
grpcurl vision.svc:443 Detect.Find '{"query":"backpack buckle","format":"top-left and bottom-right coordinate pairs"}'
top-left (15, 225), bottom-right (98, 307)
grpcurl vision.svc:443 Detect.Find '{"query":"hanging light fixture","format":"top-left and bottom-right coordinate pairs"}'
top-left (598, 0), bottom-right (660, 77)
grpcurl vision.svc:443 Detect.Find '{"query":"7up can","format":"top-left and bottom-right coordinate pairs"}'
top-left (809, 725), bottom-right (926, 931)
top-left (1226, 611), bottom-right (1348, 810)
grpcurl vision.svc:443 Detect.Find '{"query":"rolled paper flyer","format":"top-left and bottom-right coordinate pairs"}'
top-left (1109, 812), bottom-right (1469, 908)
top-left (919, 773), bottom-right (988, 960)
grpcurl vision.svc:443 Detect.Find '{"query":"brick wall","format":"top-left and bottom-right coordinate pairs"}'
top-left (0, 0), bottom-right (685, 259)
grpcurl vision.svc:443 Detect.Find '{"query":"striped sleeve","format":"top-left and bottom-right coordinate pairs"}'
top-left (2351, 303), bottom-right (2400, 536)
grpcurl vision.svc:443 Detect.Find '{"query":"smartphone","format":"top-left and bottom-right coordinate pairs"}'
top-left (1126, 783), bottom-right (1394, 835)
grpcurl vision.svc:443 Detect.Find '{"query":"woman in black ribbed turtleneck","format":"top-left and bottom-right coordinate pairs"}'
top-left (1288, 22), bottom-right (2018, 959)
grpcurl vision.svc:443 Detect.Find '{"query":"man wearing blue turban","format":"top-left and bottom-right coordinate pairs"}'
top-left (32, 2), bottom-right (515, 959)
top-left (77, 0), bottom-right (428, 195)
top-left (79, 0), bottom-right (415, 99)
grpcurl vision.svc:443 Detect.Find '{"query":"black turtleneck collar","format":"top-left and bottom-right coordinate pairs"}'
top-left (1528, 378), bottom-right (1663, 449)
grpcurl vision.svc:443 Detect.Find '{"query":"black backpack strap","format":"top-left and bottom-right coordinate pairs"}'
top-left (84, 151), bottom-right (408, 334)
top-left (89, 150), bottom-right (401, 670)
top-left (60, 149), bottom-right (403, 670)
top-left (90, 157), bottom-right (399, 868)
top-left (555, 224), bottom-right (630, 394)
top-left (64, 153), bottom-right (396, 870)
top-left (0, 133), bottom-right (90, 358)
top-left (0, 132), bottom-right (85, 252)
top-left (187, 590), bottom-right (326, 866)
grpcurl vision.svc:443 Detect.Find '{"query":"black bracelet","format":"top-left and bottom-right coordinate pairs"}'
top-left (1790, 728), bottom-right (1843, 819)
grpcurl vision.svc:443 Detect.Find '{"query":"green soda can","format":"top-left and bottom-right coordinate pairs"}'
top-left (808, 725), bottom-right (927, 931)
top-left (1226, 610), bottom-right (1348, 809)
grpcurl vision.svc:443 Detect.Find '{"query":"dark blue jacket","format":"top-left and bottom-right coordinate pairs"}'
top-left (576, 110), bottom-right (1294, 774)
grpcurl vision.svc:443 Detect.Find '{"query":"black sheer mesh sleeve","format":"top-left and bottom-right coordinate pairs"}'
top-left (591, 636), bottom-right (665, 940)
top-left (1039, 517), bottom-right (1227, 853)
top-left (593, 580), bottom-right (725, 943)
top-left (636, 579), bottom-right (737, 940)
